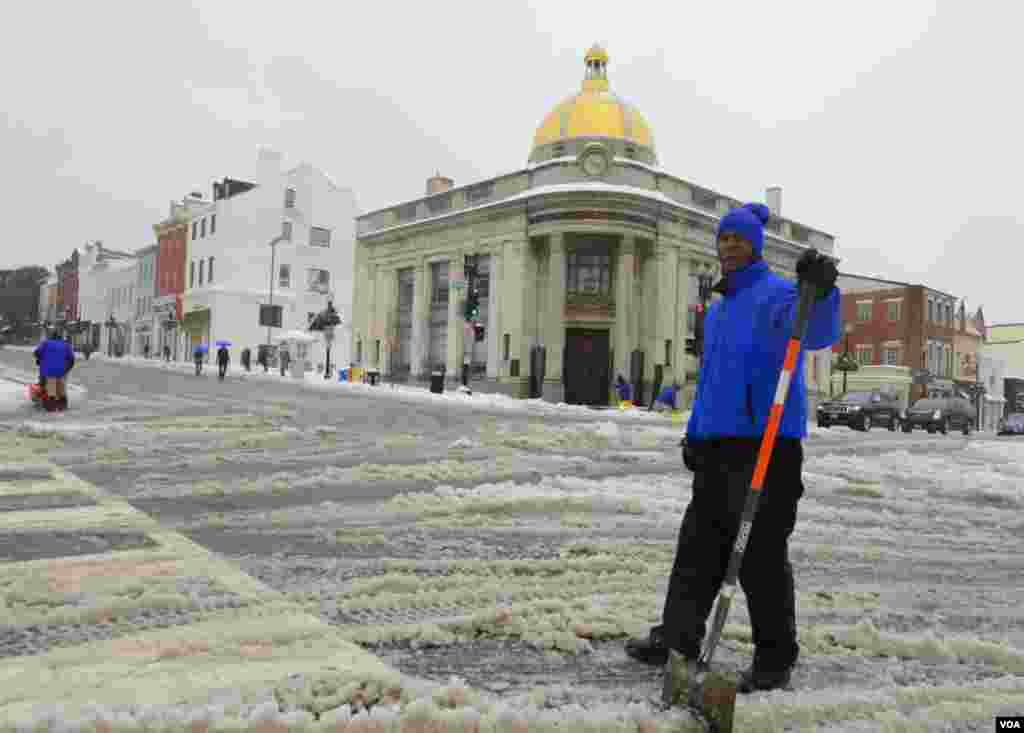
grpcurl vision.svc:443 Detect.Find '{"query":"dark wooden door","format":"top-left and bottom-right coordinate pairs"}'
top-left (564, 328), bottom-right (610, 406)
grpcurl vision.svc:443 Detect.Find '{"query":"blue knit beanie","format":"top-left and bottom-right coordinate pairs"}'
top-left (717, 202), bottom-right (771, 258)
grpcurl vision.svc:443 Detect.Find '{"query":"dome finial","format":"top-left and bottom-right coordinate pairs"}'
top-left (582, 44), bottom-right (609, 92)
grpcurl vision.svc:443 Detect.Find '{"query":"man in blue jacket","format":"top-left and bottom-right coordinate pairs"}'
top-left (625, 203), bottom-right (840, 693)
top-left (33, 329), bottom-right (76, 412)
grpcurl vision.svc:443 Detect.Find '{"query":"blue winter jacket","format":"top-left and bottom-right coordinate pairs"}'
top-left (686, 260), bottom-right (840, 441)
top-left (34, 338), bottom-right (75, 378)
top-left (657, 385), bottom-right (678, 407)
top-left (615, 382), bottom-right (631, 401)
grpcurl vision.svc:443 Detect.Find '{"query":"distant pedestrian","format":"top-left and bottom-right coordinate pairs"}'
top-left (258, 348), bottom-right (268, 373)
top-left (143, 343), bottom-right (150, 359)
top-left (615, 374), bottom-right (631, 403)
top-left (163, 344), bottom-right (171, 362)
top-left (279, 349), bottom-right (290, 376)
top-left (217, 345), bottom-right (230, 380)
top-left (241, 347), bottom-right (252, 372)
top-left (653, 383), bottom-right (680, 413)
top-left (193, 345), bottom-right (204, 376)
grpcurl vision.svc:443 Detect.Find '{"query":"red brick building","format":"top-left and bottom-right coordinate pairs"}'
top-left (54, 250), bottom-right (80, 325)
top-left (834, 274), bottom-right (960, 401)
top-left (153, 206), bottom-right (189, 358)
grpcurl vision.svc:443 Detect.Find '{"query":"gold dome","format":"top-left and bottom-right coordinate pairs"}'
top-left (530, 46), bottom-right (655, 164)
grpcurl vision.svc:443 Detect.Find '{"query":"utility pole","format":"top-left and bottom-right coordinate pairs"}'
top-left (266, 234), bottom-right (286, 353)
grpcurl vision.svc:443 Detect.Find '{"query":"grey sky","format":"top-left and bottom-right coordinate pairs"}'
top-left (3, 1), bottom-right (1020, 323)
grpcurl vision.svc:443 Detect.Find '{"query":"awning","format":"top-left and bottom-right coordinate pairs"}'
top-left (181, 308), bottom-right (210, 334)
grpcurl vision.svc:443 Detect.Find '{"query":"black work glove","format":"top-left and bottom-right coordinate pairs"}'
top-left (796, 248), bottom-right (838, 300)
top-left (680, 438), bottom-right (705, 473)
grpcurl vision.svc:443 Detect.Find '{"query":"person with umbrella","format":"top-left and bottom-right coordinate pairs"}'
top-left (193, 343), bottom-right (207, 376)
top-left (216, 340), bottom-right (231, 380)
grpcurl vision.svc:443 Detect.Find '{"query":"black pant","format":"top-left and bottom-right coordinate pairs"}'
top-left (660, 437), bottom-right (804, 670)
top-left (218, 362), bottom-right (227, 379)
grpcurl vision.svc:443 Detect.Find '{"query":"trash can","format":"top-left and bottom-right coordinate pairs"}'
top-left (367, 368), bottom-right (380, 386)
top-left (430, 370), bottom-right (444, 394)
top-left (339, 368), bottom-right (348, 382)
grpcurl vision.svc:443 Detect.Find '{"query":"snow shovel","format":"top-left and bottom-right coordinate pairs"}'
top-left (662, 277), bottom-right (820, 733)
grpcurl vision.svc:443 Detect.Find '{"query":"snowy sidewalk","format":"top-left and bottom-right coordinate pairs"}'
top-left (9, 346), bottom-right (691, 428)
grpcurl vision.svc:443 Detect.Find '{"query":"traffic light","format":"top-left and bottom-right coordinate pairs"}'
top-left (464, 289), bottom-right (480, 321)
top-left (474, 323), bottom-right (485, 342)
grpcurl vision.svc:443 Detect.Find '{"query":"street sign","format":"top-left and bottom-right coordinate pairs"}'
top-left (259, 305), bottom-right (282, 328)
top-left (910, 368), bottom-right (931, 385)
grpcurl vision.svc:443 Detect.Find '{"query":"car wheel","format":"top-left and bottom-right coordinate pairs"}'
top-left (860, 415), bottom-right (872, 432)
top-left (902, 423), bottom-right (912, 433)
top-left (818, 420), bottom-right (830, 429)
top-left (927, 426), bottom-right (936, 434)
top-left (962, 420), bottom-right (971, 436)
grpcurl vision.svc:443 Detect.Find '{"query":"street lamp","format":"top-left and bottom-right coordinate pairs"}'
top-left (694, 271), bottom-right (714, 365)
top-left (265, 234), bottom-right (286, 354)
top-left (842, 322), bottom-right (855, 395)
top-left (310, 300), bottom-right (342, 380)
top-left (105, 315), bottom-right (117, 357)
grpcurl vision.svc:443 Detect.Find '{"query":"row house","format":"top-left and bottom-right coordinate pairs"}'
top-left (77, 242), bottom-right (137, 354)
top-left (133, 244), bottom-right (158, 356)
top-left (180, 148), bottom-right (357, 370)
top-left (834, 273), bottom-right (960, 401)
top-left (986, 323), bottom-right (1024, 383)
top-left (54, 249), bottom-right (79, 328)
top-left (153, 195), bottom-right (203, 360)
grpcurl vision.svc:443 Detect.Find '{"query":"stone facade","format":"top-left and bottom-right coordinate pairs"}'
top-left (354, 160), bottom-right (835, 404)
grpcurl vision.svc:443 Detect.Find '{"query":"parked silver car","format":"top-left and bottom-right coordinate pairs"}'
top-left (901, 397), bottom-right (975, 435)
top-left (997, 413), bottom-right (1024, 436)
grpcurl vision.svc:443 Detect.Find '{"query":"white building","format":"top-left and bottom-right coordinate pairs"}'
top-left (99, 257), bottom-right (139, 356)
top-left (133, 244), bottom-right (159, 356)
top-left (977, 350), bottom-right (1008, 432)
top-left (181, 148), bottom-right (358, 372)
top-left (77, 242), bottom-right (137, 353)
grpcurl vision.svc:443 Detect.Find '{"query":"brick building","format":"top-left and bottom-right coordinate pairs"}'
top-left (153, 198), bottom-right (197, 360)
top-left (54, 250), bottom-right (80, 327)
top-left (834, 273), bottom-right (960, 401)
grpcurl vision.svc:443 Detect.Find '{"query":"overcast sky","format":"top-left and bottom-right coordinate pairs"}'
top-left (3, 1), bottom-right (1020, 323)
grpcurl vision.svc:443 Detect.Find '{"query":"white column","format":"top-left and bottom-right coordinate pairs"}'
top-left (444, 253), bottom-right (464, 379)
top-left (502, 240), bottom-right (527, 392)
top-left (543, 233), bottom-right (566, 402)
top-left (659, 244), bottom-right (679, 383)
top-left (486, 251), bottom-right (502, 379)
top-left (614, 235), bottom-right (636, 381)
top-left (411, 258), bottom-right (428, 378)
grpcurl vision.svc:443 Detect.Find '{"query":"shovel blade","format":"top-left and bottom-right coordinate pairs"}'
top-left (663, 650), bottom-right (737, 733)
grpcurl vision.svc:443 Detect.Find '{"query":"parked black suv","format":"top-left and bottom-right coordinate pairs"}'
top-left (817, 390), bottom-right (903, 431)
top-left (902, 396), bottom-right (975, 435)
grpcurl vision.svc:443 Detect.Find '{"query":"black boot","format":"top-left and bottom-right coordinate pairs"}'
top-left (737, 660), bottom-right (794, 693)
top-left (625, 626), bottom-right (698, 666)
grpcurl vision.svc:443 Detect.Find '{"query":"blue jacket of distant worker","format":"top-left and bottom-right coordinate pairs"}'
top-left (656, 384), bottom-right (678, 408)
top-left (686, 260), bottom-right (841, 441)
top-left (34, 338), bottom-right (75, 378)
top-left (615, 381), bottom-right (631, 402)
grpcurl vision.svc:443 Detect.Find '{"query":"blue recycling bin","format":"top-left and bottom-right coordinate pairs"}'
top-left (339, 368), bottom-right (348, 382)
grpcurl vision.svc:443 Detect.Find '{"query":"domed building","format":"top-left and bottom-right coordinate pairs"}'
top-left (352, 46), bottom-right (836, 406)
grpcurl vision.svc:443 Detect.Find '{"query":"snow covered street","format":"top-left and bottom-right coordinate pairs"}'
top-left (0, 347), bottom-right (1022, 730)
